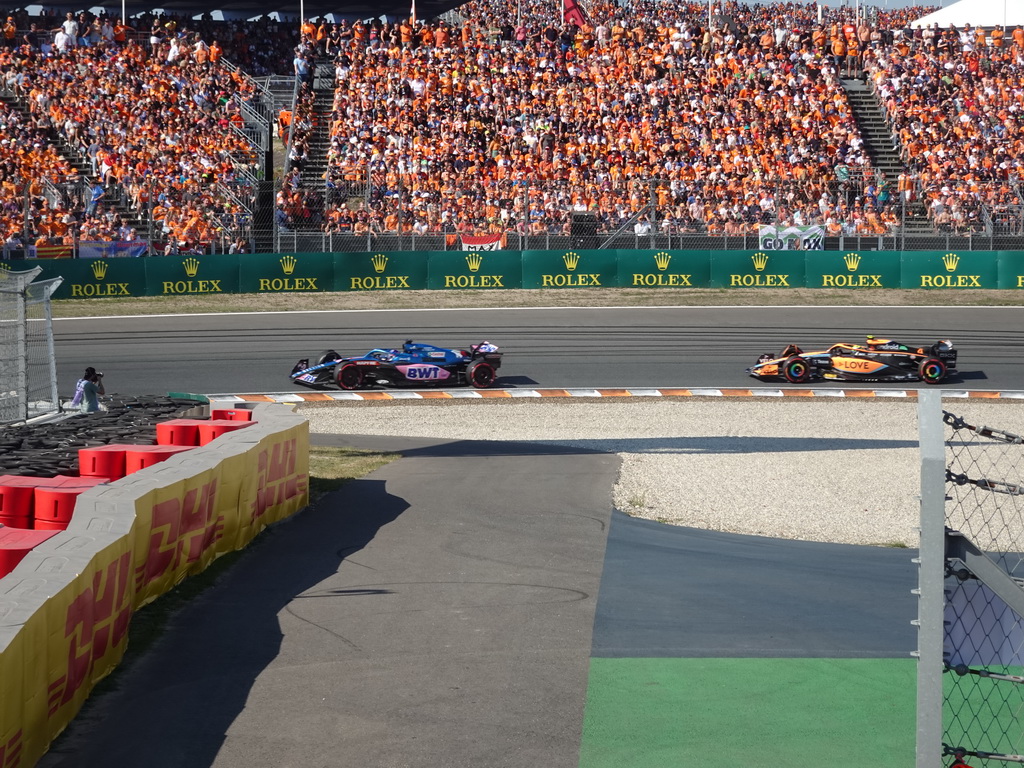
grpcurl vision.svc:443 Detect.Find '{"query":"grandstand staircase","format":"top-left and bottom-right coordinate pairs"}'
top-left (279, 56), bottom-right (337, 249)
top-left (0, 91), bottom-right (151, 242)
top-left (842, 77), bottom-right (932, 233)
top-left (305, 58), bottom-right (335, 195)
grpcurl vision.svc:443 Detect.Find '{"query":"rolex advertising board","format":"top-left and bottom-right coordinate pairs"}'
top-left (804, 251), bottom-right (902, 289)
top-left (997, 251), bottom-right (1024, 289)
top-left (900, 251), bottom-right (998, 289)
top-left (144, 255), bottom-right (240, 296)
top-left (239, 253), bottom-right (333, 293)
top-left (427, 250), bottom-right (523, 290)
top-left (334, 251), bottom-right (429, 292)
top-left (617, 250), bottom-right (711, 288)
top-left (709, 250), bottom-right (805, 289)
top-left (521, 249), bottom-right (617, 289)
top-left (0, 257), bottom-right (147, 299)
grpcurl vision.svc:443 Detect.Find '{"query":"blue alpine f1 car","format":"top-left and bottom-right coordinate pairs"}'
top-left (290, 340), bottom-right (503, 390)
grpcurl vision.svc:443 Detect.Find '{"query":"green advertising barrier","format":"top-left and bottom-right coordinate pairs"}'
top-left (900, 250), bottom-right (999, 289)
top-left (427, 249), bottom-right (523, 290)
top-left (144, 254), bottom-right (240, 296)
top-left (522, 249), bottom-right (618, 289)
top-left (998, 251), bottom-right (1024, 289)
top-left (804, 250), bottom-right (903, 289)
top-left (239, 252), bottom-right (333, 293)
top-left (710, 250), bottom-right (806, 289)
top-left (0, 257), bottom-right (150, 299)
top-left (2, 249), bottom-right (1020, 297)
top-left (334, 250), bottom-right (429, 291)
top-left (617, 250), bottom-right (712, 288)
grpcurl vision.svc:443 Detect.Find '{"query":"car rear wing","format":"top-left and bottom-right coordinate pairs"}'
top-left (933, 342), bottom-right (957, 369)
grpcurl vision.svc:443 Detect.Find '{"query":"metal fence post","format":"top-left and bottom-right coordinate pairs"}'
top-left (915, 389), bottom-right (945, 768)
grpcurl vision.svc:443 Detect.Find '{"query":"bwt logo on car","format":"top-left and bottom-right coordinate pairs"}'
top-left (399, 365), bottom-right (448, 380)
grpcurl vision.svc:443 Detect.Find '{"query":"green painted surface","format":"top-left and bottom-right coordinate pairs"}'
top-left (578, 658), bottom-right (916, 768)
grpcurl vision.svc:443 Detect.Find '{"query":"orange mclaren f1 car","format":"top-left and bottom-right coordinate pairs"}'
top-left (748, 336), bottom-right (958, 385)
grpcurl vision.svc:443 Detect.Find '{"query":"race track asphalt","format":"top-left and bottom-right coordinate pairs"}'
top-left (37, 433), bottom-right (919, 768)
top-left (38, 435), bottom-right (619, 768)
top-left (53, 305), bottom-right (1024, 396)
top-left (38, 305), bottom-right (983, 767)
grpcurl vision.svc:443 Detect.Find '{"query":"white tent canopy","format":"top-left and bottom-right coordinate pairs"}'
top-left (911, 0), bottom-right (1024, 29)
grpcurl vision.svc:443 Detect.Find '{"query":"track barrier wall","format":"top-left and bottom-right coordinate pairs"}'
top-left (0, 404), bottom-right (309, 768)
top-left (2, 249), bottom-right (1023, 298)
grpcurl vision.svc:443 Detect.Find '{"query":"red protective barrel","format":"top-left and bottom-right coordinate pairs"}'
top-left (0, 527), bottom-right (60, 578)
top-left (156, 419), bottom-right (204, 447)
top-left (124, 445), bottom-right (195, 474)
top-left (78, 444), bottom-right (130, 480)
top-left (0, 477), bottom-right (35, 529)
top-left (33, 478), bottom-right (108, 530)
top-left (196, 419), bottom-right (254, 446)
top-left (210, 409), bottom-right (254, 422)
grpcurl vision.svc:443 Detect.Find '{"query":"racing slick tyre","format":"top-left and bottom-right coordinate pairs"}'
top-left (466, 360), bottom-right (496, 389)
top-left (336, 363), bottom-right (364, 390)
top-left (918, 357), bottom-right (947, 385)
top-left (782, 355), bottom-right (811, 384)
top-left (316, 350), bottom-right (341, 365)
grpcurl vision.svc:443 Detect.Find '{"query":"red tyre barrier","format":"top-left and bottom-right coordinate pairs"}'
top-left (0, 527), bottom-right (59, 577)
top-left (124, 445), bottom-right (195, 474)
top-left (78, 445), bottom-right (130, 480)
top-left (0, 479), bottom-right (35, 529)
top-left (156, 419), bottom-right (203, 446)
top-left (33, 478), bottom-right (108, 530)
top-left (196, 420), bottom-right (254, 446)
top-left (210, 409), bottom-right (254, 421)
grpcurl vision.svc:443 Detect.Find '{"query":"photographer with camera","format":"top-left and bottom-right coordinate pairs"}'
top-left (70, 367), bottom-right (105, 413)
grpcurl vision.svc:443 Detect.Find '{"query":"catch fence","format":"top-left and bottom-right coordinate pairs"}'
top-left (273, 175), bottom-right (1024, 254)
top-left (917, 392), bottom-right (1024, 767)
top-left (0, 265), bottom-right (62, 424)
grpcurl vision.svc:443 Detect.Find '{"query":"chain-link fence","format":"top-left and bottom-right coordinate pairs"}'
top-left (918, 394), bottom-right (1024, 767)
top-left (273, 175), bottom-right (1024, 254)
top-left (0, 265), bottom-right (62, 424)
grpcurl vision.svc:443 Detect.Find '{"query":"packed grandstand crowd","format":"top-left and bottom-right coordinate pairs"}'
top-left (0, 0), bottom-right (1022, 253)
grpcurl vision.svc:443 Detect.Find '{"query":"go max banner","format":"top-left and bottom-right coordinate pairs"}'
top-left (521, 249), bottom-right (618, 289)
top-left (617, 250), bottom-right (712, 288)
top-left (758, 225), bottom-right (825, 250)
top-left (239, 252), bottom-right (334, 293)
top-left (427, 249), bottom-right (523, 290)
top-left (334, 251), bottom-right (429, 291)
top-left (709, 250), bottom-right (806, 289)
top-left (804, 251), bottom-right (903, 289)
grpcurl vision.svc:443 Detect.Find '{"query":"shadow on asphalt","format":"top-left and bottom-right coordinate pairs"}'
top-left (38, 478), bottom-right (409, 768)
top-left (312, 433), bottom-right (916, 456)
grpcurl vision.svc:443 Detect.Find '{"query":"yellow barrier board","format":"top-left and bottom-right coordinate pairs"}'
top-left (0, 408), bottom-right (309, 768)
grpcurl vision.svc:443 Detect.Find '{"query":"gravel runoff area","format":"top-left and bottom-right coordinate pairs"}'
top-left (299, 398), bottom-right (1024, 549)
